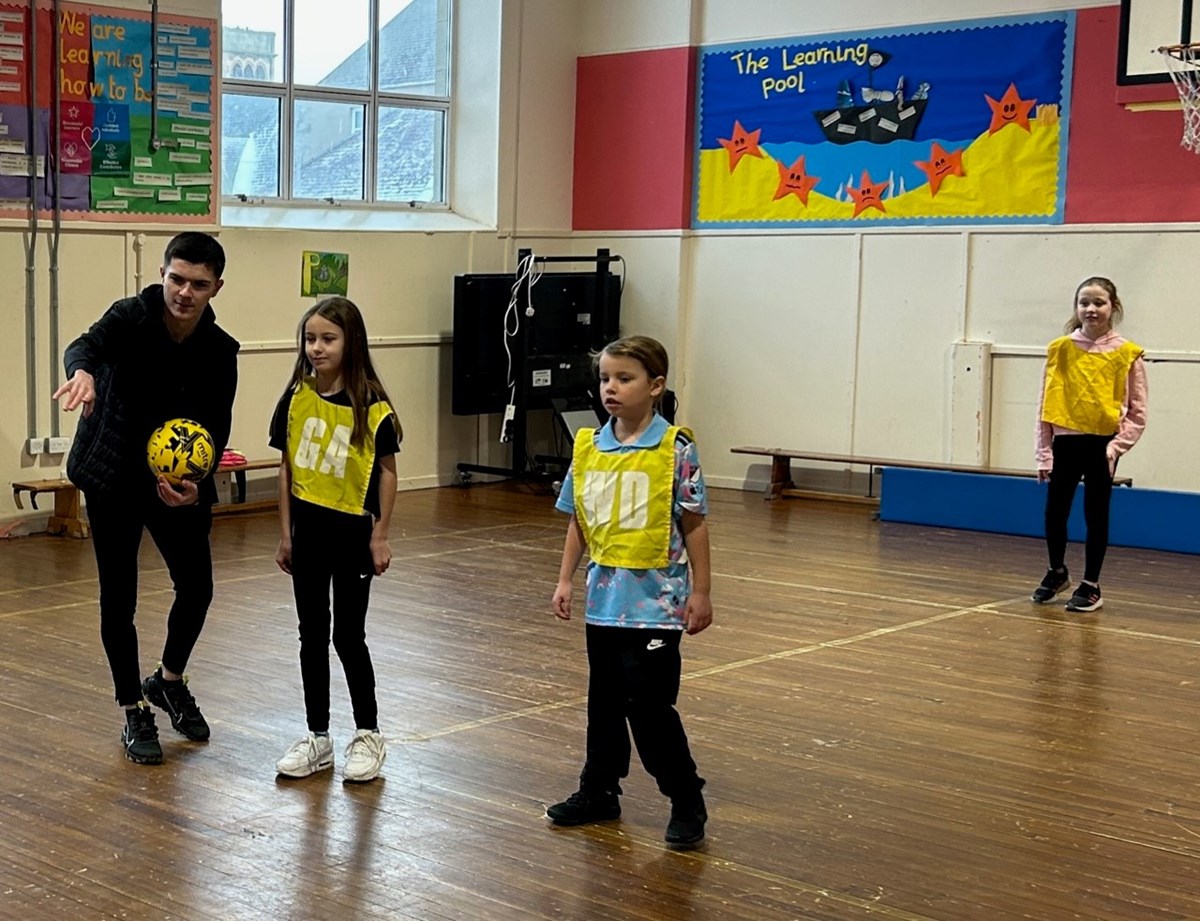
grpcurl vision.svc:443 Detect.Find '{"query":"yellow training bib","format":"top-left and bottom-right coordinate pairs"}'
top-left (572, 425), bottom-right (690, 569)
top-left (1041, 338), bottom-right (1142, 435)
top-left (286, 379), bottom-right (393, 515)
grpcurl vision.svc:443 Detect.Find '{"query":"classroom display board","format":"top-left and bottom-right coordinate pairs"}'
top-left (694, 13), bottom-right (1075, 228)
top-left (0, 1), bottom-right (216, 222)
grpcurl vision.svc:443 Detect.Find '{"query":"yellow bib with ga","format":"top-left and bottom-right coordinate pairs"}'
top-left (1041, 338), bottom-right (1143, 436)
top-left (286, 379), bottom-right (393, 515)
top-left (572, 425), bottom-right (690, 569)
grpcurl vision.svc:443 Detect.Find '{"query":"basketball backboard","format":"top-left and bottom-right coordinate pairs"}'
top-left (1118, 0), bottom-right (1200, 84)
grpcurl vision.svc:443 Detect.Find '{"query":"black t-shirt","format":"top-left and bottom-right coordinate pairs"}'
top-left (269, 387), bottom-right (400, 519)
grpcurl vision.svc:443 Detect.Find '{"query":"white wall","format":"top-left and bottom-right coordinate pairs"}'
top-left (593, 221), bottom-right (1200, 494)
top-left (697, 0), bottom-right (1115, 46)
top-left (578, 0), bottom-right (695, 54)
top-left (684, 226), bottom-right (1200, 492)
top-left (974, 229), bottom-right (1200, 491)
top-left (569, 0), bottom-right (1200, 494)
top-left (8, 0), bottom-right (1200, 532)
top-left (2, 0), bottom-right (578, 528)
top-left (506, 0), bottom-right (580, 233)
top-left (579, 0), bottom-right (1116, 56)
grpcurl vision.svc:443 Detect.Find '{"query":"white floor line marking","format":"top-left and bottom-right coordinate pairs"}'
top-left (415, 779), bottom-right (940, 921)
top-left (987, 607), bottom-right (1200, 647)
top-left (0, 523), bottom-right (536, 600)
top-left (713, 571), bottom-right (965, 610)
top-left (398, 599), bottom-right (1019, 742)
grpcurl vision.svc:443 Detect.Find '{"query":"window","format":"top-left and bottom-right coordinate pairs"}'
top-left (220, 0), bottom-right (451, 206)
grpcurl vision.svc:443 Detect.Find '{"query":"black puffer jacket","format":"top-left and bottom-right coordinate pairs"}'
top-left (64, 285), bottom-right (240, 503)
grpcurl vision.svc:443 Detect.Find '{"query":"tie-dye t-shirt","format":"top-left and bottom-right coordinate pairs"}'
top-left (555, 414), bottom-right (708, 629)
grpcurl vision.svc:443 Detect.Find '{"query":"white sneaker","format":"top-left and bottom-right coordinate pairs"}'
top-left (343, 729), bottom-right (386, 783)
top-left (275, 733), bottom-right (334, 778)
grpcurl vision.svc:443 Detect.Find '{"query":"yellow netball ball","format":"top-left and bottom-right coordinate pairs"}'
top-left (147, 418), bottom-right (216, 484)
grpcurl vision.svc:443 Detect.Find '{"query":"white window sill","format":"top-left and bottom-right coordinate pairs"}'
top-left (220, 203), bottom-right (496, 233)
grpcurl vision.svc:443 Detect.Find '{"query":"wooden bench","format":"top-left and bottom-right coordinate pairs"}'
top-left (10, 458), bottom-right (279, 536)
top-left (730, 446), bottom-right (1133, 502)
top-left (11, 478), bottom-right (89, 538)
top-left (212, 458), bottom-right (278, 515)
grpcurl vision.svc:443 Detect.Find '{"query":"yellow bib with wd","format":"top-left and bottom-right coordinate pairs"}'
top-left (572, 425), bottom-right (689, 569)
top-left (286, 379), bottom-right (393, 515)
top-left (1041, 338), bottom-right (1142, 436)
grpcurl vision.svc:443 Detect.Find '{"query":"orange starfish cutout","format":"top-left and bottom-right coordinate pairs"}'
top-left (985, 83), bottom-right (1036, 135)
top-left (773, 156), bottom-right (820, 205)
top-left (718, 120), bottom-right (763, 172)
top-left (914, 142), bottom-right (965, 196)
top-left (847, 170), bottom-right (888, 217)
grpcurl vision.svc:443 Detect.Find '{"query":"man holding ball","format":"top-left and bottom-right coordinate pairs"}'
top-left (53, 232), bottom-right (239, 765)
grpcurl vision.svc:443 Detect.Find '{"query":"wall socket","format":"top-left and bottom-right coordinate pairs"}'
top-left (26, 437), bottom-right (44, 455)
top-left (47, 437), bottom-right (71, 454)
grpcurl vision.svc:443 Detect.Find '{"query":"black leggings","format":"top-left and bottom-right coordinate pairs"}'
top-left (1044, 434), bottom-right (1115, 584)
top-left (85, 489), bottom-right (214, 706)
top-left (289, 506), bottom-right (378, 733)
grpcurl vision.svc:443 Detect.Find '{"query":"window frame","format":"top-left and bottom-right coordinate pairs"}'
top-left (220, 0), bottom-right (452, 209)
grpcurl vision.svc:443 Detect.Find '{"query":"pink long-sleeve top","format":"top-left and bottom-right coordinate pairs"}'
top-left (1034, 328), bottom-right (1148, 471)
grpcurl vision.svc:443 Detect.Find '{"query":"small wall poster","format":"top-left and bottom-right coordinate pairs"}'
top-left (301, 251), bottom-right (349, 297)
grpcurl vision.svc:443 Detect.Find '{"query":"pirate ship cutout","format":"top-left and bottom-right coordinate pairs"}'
top-left (813, 48), bottom-right (929, 145)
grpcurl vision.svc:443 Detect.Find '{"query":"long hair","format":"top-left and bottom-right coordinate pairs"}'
top-left (595, 335), bottom-right (670, 408)
top-left (1064, 276), bottom-right (1123, 334)
top-left (282, 297), bottom-right (402, 448)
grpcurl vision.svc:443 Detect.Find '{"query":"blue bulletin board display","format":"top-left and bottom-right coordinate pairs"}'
top-left (693, 13), bottom-right (1075, 228)
top-left (0, 1), bottom-right (216, 224)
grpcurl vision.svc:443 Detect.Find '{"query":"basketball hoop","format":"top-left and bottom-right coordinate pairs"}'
top-left (1159, 43), bottom-right (1200, 152)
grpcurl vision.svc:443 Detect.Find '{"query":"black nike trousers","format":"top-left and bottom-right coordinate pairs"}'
top-left (579, 623), bottom-right (704, 802)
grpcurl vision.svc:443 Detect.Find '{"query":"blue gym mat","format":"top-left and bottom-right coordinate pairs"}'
top-left (878, 468), bottom-right (1200, 555)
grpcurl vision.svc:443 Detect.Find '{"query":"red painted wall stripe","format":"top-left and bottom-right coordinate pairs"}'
top-left (573, 8), bottom-right (1200, 229)
top-left (573, 47), bottom-right (695, 231)
top-left (1065, 6), bottom-right (1200, 222)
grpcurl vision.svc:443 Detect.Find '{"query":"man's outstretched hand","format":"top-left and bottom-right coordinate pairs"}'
top-left (52, 370), bottom-right (96, 418)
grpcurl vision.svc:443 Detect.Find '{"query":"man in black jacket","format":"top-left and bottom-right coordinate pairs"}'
top-left (53, 232), bottom-right (239, 766)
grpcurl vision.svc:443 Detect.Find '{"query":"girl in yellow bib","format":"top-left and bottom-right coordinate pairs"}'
top-left (1032, 277), bottom-right (1147, 612)
top-left (269, 297), bottom-right (401, 782)
top-left (548, 336), bottom-right (713, 848)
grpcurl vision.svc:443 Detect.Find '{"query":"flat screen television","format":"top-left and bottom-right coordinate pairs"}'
top-left (452, 271), bottom-right (621, 416)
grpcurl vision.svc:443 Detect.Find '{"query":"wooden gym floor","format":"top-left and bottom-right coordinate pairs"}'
top-left (0, 483), bottom-right (1197, 920)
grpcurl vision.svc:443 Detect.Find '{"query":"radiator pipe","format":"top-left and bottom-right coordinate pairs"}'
top-left (49, 0), bottom-right (62, 438)
top-left (23, 1), bottom-right (39, 446)
top-left (149, 0), bottom-right (162, 150)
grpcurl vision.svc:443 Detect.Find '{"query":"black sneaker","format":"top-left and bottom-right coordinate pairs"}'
top-left (1031, 567), bottom-right (1069, 603)
top-left (1065, 582), bottom-right (1103, 612)
top-left (122, 704), bottom-right (163, 765)
top-left (546, 789), bottom-right (621, 826)
top-left (665, 793), bottom-right (708, 848)
top-left (142, 667), bottom-right (210, 741)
